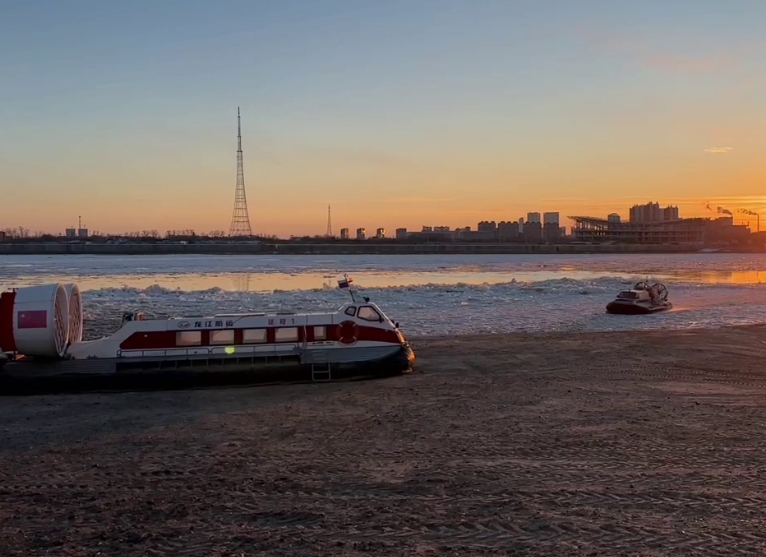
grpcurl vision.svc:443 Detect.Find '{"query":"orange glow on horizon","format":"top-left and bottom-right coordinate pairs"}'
top-left (3, 125), bottom-right (765, 238)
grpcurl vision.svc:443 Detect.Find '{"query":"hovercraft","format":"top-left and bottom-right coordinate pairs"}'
top-left (606, 281), bottom-right (672, 315)
top-left (0, 275), bottom-right (415, 394)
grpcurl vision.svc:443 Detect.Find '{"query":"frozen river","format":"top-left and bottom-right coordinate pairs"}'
top-left (2, 253), bottom-right (766, 336)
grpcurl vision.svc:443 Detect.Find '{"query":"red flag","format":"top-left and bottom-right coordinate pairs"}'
top-left (17, 310), bottom-right (47, 329)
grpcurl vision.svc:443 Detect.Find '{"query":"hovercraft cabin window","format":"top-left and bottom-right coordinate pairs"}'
top-left (242, 329), bottom-right (267, 344)
top-left (344, 306), bottom-right (356, 316)
top-left (210, 330), bottom-right (235, 345)
top-left (275, 327), bottom-right (299, 342)
top-left (313, 326), bottom-right (327, 341)
top-left (176, 331), bottom-right (202, 346)
top-left (357, 306), bottom-right (382, 322)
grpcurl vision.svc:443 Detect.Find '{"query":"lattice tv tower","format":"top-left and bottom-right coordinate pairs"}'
top-left (229, 107), bottom-right (253, 237)
top-left (326, 204), bottom-right (333, 237)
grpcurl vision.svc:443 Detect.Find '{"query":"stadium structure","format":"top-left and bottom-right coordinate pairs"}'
top-left (569, 215), bottom-right (748, 244)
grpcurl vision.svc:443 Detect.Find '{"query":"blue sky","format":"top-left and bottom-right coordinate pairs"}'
top-left (1, 0), bottom-right (764, 235)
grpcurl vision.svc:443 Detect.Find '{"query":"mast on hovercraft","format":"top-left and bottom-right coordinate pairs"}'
top-left (337, 273), bottom-right (370, 303)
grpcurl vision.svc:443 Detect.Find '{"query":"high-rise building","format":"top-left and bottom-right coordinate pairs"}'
top-left (524, 221), bottom-right (542, 242)
top-left (629, 202), bottom-right (680, 223)
top-left (543, 222), bottom-right (561, 242)
top-left (527, 212), bottom-right (541, 223)
top-left (375, 228), bottom-right (385, 239)
top-left (339, 228), bottom-right (350, 240)
top-left (498, 221), bottom-right (520, 241)
top-left (356, 228), bottom-right (366, 240)
top-left (543, 212), bottom-right (559, 225)
top-left (663, 205), bottom-right (679, 221)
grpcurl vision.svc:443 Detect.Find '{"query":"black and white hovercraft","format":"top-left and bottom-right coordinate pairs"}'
top-left (606, 281), bottom-right (672, 315)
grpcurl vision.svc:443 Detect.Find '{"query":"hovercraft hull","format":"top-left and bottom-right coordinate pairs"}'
top-left (606, 302), bottom-right (672, 315)
top-left (0, 343), bottom-right (415, 396)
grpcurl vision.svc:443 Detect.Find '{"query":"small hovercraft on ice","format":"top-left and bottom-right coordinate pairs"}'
top-left (606, 281), bottom-right (672, 315)
top-left (0, 275), bottom-right (415, 395)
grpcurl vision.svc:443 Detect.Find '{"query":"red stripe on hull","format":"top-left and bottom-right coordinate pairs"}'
top-left (120, 331), bottom-right (177, 350)
top-left (0, 292), bottom-right (16, 352)
top-left (325, 324), bottom-right (400, 344)
top-left (118, 324), bottom-right (402, 351)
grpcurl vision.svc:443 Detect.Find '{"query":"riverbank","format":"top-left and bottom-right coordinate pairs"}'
top-left (3, 325), bottom-right (766, 555)
top-left (0, 241), bottom-right (738, 256)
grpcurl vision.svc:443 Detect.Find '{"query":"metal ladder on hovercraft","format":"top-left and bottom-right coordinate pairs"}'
top-left (310, 350), bottom-right (332, 382)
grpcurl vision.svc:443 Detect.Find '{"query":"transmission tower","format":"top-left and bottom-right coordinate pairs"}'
top-left (326, 204), bottom-right (333, 237)
top-left (229, 107), bottom-right (253, 236)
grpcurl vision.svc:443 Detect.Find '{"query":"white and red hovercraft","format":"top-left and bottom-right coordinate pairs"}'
top-left (0, 275), bottom-right (415, 394)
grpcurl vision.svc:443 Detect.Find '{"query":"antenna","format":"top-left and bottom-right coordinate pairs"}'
top-left (229, 107), bottom-right (253, 236)
top-left (237, 106), bottom-right (242, 151)
top-left (326, 205), bottom-right (333, 237)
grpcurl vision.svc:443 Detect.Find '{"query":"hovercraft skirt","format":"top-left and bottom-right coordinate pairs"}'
top-left (606, 302), bottom-right (672, 315)
top-left (0, 344), bottom-right (415, 396)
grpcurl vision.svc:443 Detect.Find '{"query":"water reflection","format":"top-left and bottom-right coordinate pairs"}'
top-left (231, 273), bottom-right (251, 292)
top-left (666, 270), bottom-right (766, 285)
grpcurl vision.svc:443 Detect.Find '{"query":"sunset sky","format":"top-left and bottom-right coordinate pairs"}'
top-left (1, 1), bottom-right (765, 237)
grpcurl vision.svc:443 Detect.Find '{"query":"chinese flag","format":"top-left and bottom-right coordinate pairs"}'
top-left (17, 310), bottom-right (47, 329)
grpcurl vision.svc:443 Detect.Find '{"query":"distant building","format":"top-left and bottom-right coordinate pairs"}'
top-left (543, 222), bottom-right (562, 242)
top-left (0, 231), bottom-right (5, 242)
top-left (395, 228), bottom-right (408, 240)
top-left (629, 202), bottom-right (679, 223)
top-left (607, 213), bottom-right (621, 223)
top-left (375, 228), bottom-right (385, 239)
top-left (498, 221), bottom-right (520, 241)
top-left (477, 221), bottom-right (497, 233)
top-left (527, 212), bottom-right (541, 224)
top-left (705, 217), bottom-right (750, 244)
top-left (356, 228), bottom-right (366, 241)
top-left (340, 228), bottom-right (350, 240)
top-left (518, 217), bottom-right (524, 233)
top-left (570, 216), bottom-right (706, 244)
top-left (407, 227), bottom-right (453, 242)
top-left (664, 205), bottom-right (680, 220)
top-left (78, 228), bottom-right (88, 238)
top-left (65, 228), bottom-right (77, 238)
top-left (523, 221), bottom-right (542, 242)
top-left (543, 212), bottom-right (559, 225)
top-left (433, 226), bottom-right (450, 232)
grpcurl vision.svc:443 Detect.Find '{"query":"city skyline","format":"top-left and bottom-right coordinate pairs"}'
top-left (1, 197), bottom-right (758, 240)
top-left (1, 1), bottom-right (765, 236)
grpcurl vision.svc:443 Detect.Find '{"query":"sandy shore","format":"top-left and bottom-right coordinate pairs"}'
top-left (3, 325), bottom-right (766, 556)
